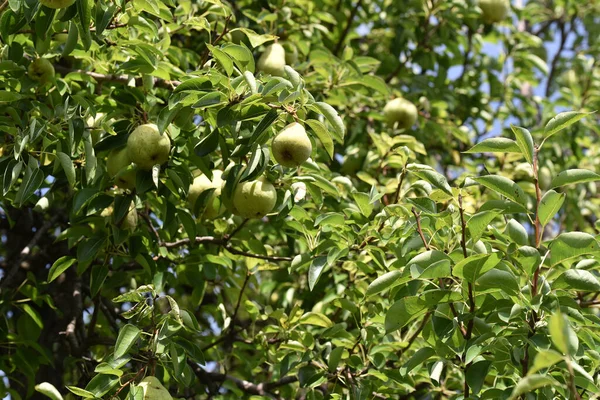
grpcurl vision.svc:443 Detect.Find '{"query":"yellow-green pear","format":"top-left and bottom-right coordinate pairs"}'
top-left (121, 202), bottom-right (138, 231)
top-left (40, 0), bottom-right (76, 8)
top-left (257, 43), bottom-right (286, 76)
top-left (126, 124), bottom-right (171, 170)
top-left (188, 170), bottom-right (225, 219)
top-left (383, 98), bottom-right (418, 129)
top-left (137, 376), bottom-right (172, 400)
top-left (107, 148), bottom-right (136, 189)
top-left (478, 0), bottom-right (510, 23)
top-left (271, 122), bottom-right (312, 168)
top-left (233, 176), bottom-right (277, 219)
top-left (28, 58), bottom-right (55, 84)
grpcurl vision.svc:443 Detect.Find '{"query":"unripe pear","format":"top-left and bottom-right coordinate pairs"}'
top-left (538, 166), bottom-right (552, 190)
top-left (137, 376), bottom-right (172, 400)
top-left (233, 176), bottom-right (277, 219)
top-left (107, 148), bottom-right (136, 189)
top-left (188, 170), bottom-right (225, 219)
top-left (383, 98), bottom-right (418, 129)
top-left (257, 43), bottom-right (286, 76)
top-left (28, 58), bottom-right (55, 84)
top-left (126, 124), bottom-right (171, 170)
top-left (121, 202), bottom-right (138, 231)
top-left (283, 43), bottom-right (299, 65)
top-left (271, 122), bottom-right (312, 168)
top-left (40, 0), bottom-right (76, 8)
top-left (478, 0), bottom-right (510, 23)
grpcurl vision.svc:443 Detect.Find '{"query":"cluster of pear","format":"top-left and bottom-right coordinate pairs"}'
top-left (187, 43), bottom-right (312, 221)
top-left (107, 124), bottom-right (172, 189)
top-left (188, 121), bottom-right (313, 221)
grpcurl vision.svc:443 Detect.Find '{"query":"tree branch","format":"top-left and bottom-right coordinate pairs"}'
top-left (52, 65), bottom-right (181, 89)
top-left (333, 0), bottom-right (362, 55)
top-left (187, 361), bottom-right (298, 397)
top-left (163, 236), bottom-right (293, 261)
top-left (0, 214), bottom-right (60, 291)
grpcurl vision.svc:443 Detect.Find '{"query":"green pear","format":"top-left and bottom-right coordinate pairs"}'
top-left (478, 0), bottom-right (510, 23)
top-left (137, 376), bottom-right (172, 400)
top-left (107, 148), bottom-right (136, 189)
top-left (383, 98), bottom-right (418, 129)
top-left (188, 170), bottom-right (225, 219)
top-left (233, 176), bottom-right (277, 219)
top-left (127, 124), bottom-right (171, 170)
top-left (271, 122), bottom-right (312, 168)
top-left (257, 43), bottom-right (286, 76)
top-left (283, 43), bottom-right (299, 65)
top-left (40, 0), bottom-right (76, 8)
top-left (28, 58), bottom-right (55, 84)
top-left (121, 202), bottom-right (138, 231)
top-left (538, 166), bottom-right (552, 190)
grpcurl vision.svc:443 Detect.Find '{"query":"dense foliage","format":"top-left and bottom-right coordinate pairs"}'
top-left (1, 0), bottom-right (600, 399)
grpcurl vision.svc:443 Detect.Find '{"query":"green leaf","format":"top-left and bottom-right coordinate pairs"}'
top-left (400, 347), bottom-right (436, 376)
top-left (529, 349), bottom-right (564, 374)
top-left (233, 28), bottom-right (277, 48)
top-left (15, 166), bottom-right (44, 206)
top-left (410, 169), bottom-right (452, 195)
top-left (466, 360), bottom-right (492, 395)
top-left (0, 90), bottom-right (23, 102)
top-left (510, 125), bottom-right (534, 164)
top-left (48, 256), bottom-right (77, 283)
top-left (352, 191), bottom-right (373, 217)
top-left (77, 236), bottom-right (106, 263)
top-left (207, 44), bottom-right (233, 75)
top-left (84, 374), bottom-right (119, 398)
top-left (20, 303), bottom-right (43, 329)
top-left (554, 269), bottom-right (600, 292)
top-left (308, 256), bottom-right (327, 291)
top-left (305, 119), bottom-right (334, 159)
top-left (549, 169), bottom-right (600, 188)
top-left (66, 387), bottom-right (96, 399)
top-left (476, 269), bottom-right (519, 295)
top-left (385, 290), bottom-right (461, 333)
top-left (298, 312), bottom-right (333, 328)
top-left (114, 324), bottom-right (141, 359)
top-left (453, 253), bottom-right (501, 283)
top-left (467, 210), bottom-right (501, 242)
top-left (544, 111), bottom-right (592, 140)
top-left (472, 175), bottom-right (528, 206)
top-left (365, 270), bottom-right (405, 297)
top-left (327, 347), bottom-right (344, 372)
top-left (35, 382), bottom-right (64, 400)
top-left (508, 375), bottom-right (555, 399)
top-left (464, 137), bottom-right (522, 154)
top-left (549, 232), bottom-right (600, 267)
top-left (90, 264), bottom-right (109, 297)
top-left (548, 311), bottom-right (578, 356)
top-left (313, 102), bottom-right (345, 141)
top-left (538, 190), bottom-right (565, 226)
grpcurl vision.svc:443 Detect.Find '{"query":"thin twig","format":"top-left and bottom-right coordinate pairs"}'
top-left (200, 15), bottom-right (232, 67)
top-left (411, 207), bottom-right (430, 251)
top-left (163, 236), bottom-right (293, 261)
